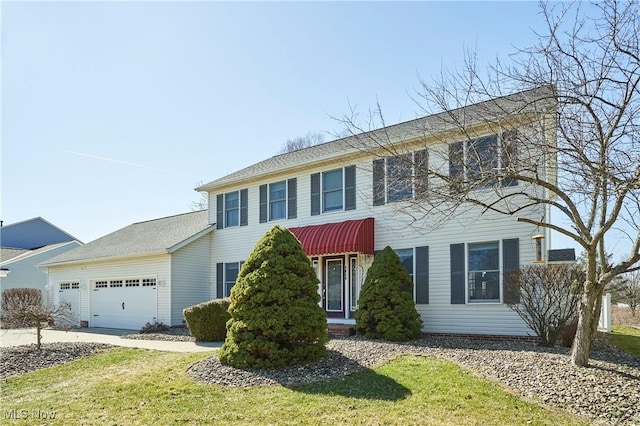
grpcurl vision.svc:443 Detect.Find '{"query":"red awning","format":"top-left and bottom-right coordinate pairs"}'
top-left (289, 218), bottom-right (374, 256)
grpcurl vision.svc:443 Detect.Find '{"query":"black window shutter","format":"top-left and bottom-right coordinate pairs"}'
top-left (259, 184), bottom-right (267, 223)
top-left (501, 131), bottom-right (518, 187)
top-left (373, 159), bottom-right (385, 206)
top-left (216, 262), bottom-right (224, 299)
top-left (240, 189), bottom-right (248, 226)
top-left (414, 149), bottom-right (429, 198)
top-left (216, 194), bottom-right (224, 229)
top-left (449, 141), bottom-right (464, 194)
top-left (310, 173), bottom-right (320, 216)
top-left (450, 243), bottom-right (465, 304)
top-left (287, 178), bottom-right (297, 219)
top-left (415, 246), bottom-right (429, 304)
top-left (502, 238), bottom-right (520, 303)
top-left (345, 165), bottom-right (356, 211)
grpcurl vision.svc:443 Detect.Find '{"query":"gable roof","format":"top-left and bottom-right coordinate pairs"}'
top-left (0, 241), bottom-right (81, 267)
top-left (0, 217), bottom-right (80, 250)
top-left (197, 86), bottom-right (555, 193)
top-left (42, 211), bottom-right (213, 267)
top-left (0, 248), bottom-right (30, 263)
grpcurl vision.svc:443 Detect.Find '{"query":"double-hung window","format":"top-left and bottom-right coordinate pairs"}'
top-left (467, 241), bottom-right (500, 302)
top-left (216, 189), bottom-right (248, 229)
top-left (450, 239), bottom-right (520, 305)
top-left (310, 166), bottom-right (356, 215)
top-left (259, 179), bottom-right (297, 222)
top-left (373, 149), bottom-right (428, 206)
top-left (225, 191), bottom-right (239, 227)
top-left (322, 169), bottom-right (343, 212)
top-left (449, 132), bottom-right (518, 192)
top-left (224, 262), bottom-right (240, 298)
top-left (216, 261), bottom-right (243, 298)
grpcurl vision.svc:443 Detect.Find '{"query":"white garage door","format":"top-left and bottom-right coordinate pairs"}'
top-left (91, 278), bottom-right (157, 330)
top-left (58, 282), bottom-right (80, 325)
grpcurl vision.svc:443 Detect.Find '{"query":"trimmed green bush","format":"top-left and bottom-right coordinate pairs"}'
top-left (183, 298), bottom-right (231, 342)
top-left (355, 246), bottom-right (423, 341)
top-left (219, 226), bottom-right (328, 369)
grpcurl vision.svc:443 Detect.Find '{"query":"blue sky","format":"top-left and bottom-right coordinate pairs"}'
top-left (4, 1), bottom-right (578, 248)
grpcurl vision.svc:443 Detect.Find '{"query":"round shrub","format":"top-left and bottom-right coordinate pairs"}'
top-left (183, 298), bottom-right (231, 342)
top-left (219, 226), bottom-right (328, 369)
top-left (355, 246), bottom-right (423, 341)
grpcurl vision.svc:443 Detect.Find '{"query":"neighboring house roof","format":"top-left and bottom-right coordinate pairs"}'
top-left (0, 248), bottom-right (30, 262)
top-left (0, 217), bottom-right (80, 250)
top-left (41, 211), bottom-right (214, 267)
top-left (548, 248), bottom-right (577, 263)
top-left (197, 86), bottom-right (554, 193)
top-left (0, 241), bottom-right (81, 268)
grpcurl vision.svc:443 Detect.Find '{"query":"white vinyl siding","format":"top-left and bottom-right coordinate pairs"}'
top-left (170, 233), bottom-right (212, 325)
top-left (207, 123), bottom-right (547, 336)
top-left (47, 255), bottom-right (172, 327)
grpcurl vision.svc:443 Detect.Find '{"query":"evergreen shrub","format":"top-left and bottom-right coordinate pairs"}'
top-left (355, 246), bottom-right (423, 341)
top-left (219, 226), bottom-right (328, 368)
top-left (183, 298), bottom-right (231, 342)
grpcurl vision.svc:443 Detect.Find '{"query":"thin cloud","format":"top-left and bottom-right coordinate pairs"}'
top-left (67, 151), bottom-right (175, 174)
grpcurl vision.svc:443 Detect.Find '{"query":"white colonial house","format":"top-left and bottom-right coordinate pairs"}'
top-left (196, 87), bottom-right (558, 337)
top-left (42, 211), bottom-right (214, 329)
top-left (42, 87), bottom-right (562, 336)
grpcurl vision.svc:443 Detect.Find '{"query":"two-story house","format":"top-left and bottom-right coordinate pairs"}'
top-left (197, 87), bottom-right (556, 337)
top-left (42, 87), bottom-right (557, 335)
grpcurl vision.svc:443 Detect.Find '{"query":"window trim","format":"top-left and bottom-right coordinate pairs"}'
top-left (224, 262), bottom-right (241, 298)
top-left (322, 168), bottom-right (344, 213)
top-left (373, 149), bottom-right (428, 206)
top-left (466, 240), bottom-right (501, 304)
top-left (449, 133), bottom-right (517, 191)
top-left (224, 191), bottom-right (240, 228)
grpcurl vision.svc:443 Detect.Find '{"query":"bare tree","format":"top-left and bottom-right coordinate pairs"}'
top-left (191, 181), bottom-right (208, 211)
top-left (278, 131), bottom-right (325, 154)
top-left (339, 1), bottom-right (640, 366)
top-left (2, 288), bottom-right (75, 350)
top-left (505, 265), bottom-right (581, 346)
top-left (608, 269), bottom-right (640, 316)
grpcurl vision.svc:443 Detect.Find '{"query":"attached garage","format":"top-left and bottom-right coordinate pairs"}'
top-left (90, 278), bottom-right (157, 329)
top-left (42, 211), bottom-right (215, 330)
top-left (58, 281), bottom-right (80, 323)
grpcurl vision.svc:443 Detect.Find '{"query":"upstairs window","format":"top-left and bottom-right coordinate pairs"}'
top-left (259, 179), bottom-right (297, 222)
top-left (323, 169), bottom-right (343, 212)
top-left (311, 166), bottom-right (356, 215)
top-left (373, 149), bottom-right (428, 206)
top-left (449, 132), bottom-right (518, 192)
top-left (216, 189), bottom-right (248, 229)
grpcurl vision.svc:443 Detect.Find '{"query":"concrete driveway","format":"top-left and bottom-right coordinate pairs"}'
top-left (0, 328), bottom-right (221, 352)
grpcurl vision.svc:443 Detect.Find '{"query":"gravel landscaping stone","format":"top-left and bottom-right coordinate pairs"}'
top-left (189, 335), bottom-right (640, 426)
top-left (0, 342), bottom-right (112, 379)
top-left (1, 334), bottom-right (638, 425)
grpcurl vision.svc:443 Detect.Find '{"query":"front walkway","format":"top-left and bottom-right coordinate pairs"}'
top-left (0, 328), bottom-right (221, 352)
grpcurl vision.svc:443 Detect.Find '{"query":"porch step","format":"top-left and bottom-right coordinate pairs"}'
top-left (328, 324), bottom-right (355, 338)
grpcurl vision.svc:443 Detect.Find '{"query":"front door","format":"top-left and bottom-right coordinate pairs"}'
top-left (325, 258), bottom-right (344, 318)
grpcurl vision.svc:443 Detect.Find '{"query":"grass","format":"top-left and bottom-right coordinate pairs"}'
top-left (610, 325), bottom-right (640, 357)
top-left (0, 348), bottom-right (586, 425)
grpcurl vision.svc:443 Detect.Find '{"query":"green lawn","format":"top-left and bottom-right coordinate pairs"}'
top-left (1, 348), bottom-right (585, 425)
top-left (611, 325), bottom-right (640, 357)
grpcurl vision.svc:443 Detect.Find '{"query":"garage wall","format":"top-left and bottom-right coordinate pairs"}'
top-left (47, 254), bottom-right (171, 326)
top-left (171, 233), bottom-right (212, 325)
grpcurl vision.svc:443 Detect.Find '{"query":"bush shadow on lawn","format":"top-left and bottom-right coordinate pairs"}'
top-left (292, 366), bottom-right (412, 401)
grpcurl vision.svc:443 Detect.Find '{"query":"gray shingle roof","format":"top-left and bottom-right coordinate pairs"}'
top-left (42, 211), bottom-right (213, 266)
top-left (197, 86), bottom-right (555, 192)
top-left (0, 248), bottom-right (30, 262)
top-left (548, 248), bottom-right (576, 263)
